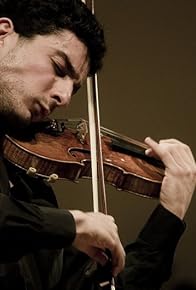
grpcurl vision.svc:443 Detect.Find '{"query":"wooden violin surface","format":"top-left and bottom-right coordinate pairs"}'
top-left (3, 118), bottom-right (164, 198)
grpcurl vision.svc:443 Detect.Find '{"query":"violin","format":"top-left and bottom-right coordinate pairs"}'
top-left (2, 118), bottom-right (164, 198)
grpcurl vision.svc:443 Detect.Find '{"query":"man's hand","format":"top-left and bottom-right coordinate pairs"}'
top-left (145, 137), bottom-right (196, 220)
top-left (70, 210), bottom-right (125, 277)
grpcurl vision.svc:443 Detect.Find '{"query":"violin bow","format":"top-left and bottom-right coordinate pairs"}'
top-left (81, 1), bottom-right (115, 289)
top-left (81, 0), bottom-right (107, 215)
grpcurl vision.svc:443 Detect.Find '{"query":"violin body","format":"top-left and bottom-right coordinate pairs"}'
top-left (2, 118), bottom-right (164, 198)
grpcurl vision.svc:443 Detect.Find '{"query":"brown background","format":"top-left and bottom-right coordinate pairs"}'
top-left (52, 1), bottom-right (196, 288)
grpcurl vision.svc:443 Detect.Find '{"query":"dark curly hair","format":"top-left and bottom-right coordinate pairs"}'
top-left (0, 0), bottom-right (106, 75)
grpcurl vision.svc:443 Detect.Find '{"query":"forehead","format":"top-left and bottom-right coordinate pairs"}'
top-left (34, 30), bottom-right (89, 80)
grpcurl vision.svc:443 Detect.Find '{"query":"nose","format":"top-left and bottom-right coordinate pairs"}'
top-left (51, 77), bottom-right (73, 107)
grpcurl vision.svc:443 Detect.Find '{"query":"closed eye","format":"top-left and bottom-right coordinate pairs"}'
top-left (51, 57), bottom-right (82, 95)
top-left (51, 59), bottom-right (67, 77)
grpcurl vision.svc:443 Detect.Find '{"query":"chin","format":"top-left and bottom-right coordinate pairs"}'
top-left (9, 114), bottom-right (31, 130)
top-left (31, 115), bottom-right (44, 123)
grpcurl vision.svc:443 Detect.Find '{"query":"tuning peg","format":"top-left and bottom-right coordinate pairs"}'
top-left (26, 167), bottom-right (37, 177)
top-left (47, 173), bottom-right (59, 183)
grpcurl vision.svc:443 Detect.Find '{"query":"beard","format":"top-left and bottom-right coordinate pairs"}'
top-left (0, 45), bottom-right (33, 133)
top-left (0, 79), bottom-right (31, 134)
top-left (0, 110), bottom-right (31, 134)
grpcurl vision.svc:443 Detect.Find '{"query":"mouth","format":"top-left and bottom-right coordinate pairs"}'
top-left (31, 103), bottom-right (50, 122)
top-left (40, 102), bottom-right (51, 117)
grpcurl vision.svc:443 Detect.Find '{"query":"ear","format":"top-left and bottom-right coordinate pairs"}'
top-left (0, 18), bottom-right (14, 43)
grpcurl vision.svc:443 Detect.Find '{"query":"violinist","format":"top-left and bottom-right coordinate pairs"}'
top-left (0, 1), bottom-right (195, 290)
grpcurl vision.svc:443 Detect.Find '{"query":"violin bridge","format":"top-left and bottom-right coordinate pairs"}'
top-left (76, 120), bottom-right (88, 144)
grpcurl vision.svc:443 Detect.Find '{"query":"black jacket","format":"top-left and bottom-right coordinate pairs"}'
top-left (57, 206), bottom-right (185, 290)
top-left (0, 157), bottom-right (185, 290)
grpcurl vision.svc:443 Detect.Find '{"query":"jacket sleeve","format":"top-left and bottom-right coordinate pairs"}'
top-left (68, 205), bottom-right (185, 290)
top-left (117, 205), bottom-right (185, 290)
top-left (0, 171), bottom-right (76, 263)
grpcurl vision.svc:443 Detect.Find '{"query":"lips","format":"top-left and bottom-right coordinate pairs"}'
top-left (31, 103), bottom-right (50, 122)
top-left (40, 104), bottom-right (50, 118)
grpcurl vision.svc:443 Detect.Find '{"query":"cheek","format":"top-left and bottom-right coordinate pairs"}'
top-left (23, 70), bottom-right (56, 92)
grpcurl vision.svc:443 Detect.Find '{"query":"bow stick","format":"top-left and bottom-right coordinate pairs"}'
top-left (81, 1), bottom-right (115, 289)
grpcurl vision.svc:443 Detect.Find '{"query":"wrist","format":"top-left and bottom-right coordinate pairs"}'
top-left (70, 210), bottom-right (86, 228)
top-left (160, 201), bottom-right (186, 220)
top-left (69, 210), bottom-right (87, 243)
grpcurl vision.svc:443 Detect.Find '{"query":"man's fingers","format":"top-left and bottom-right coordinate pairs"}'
top-left (145, 137), bottom-right (195, 169)
top-left (83, 245), bottom-right (125, 277)
top-left (111, 243), bottom-right (125, 276)
top-left (71, 210), bottom-right (125, 275)
top-left (87, 248), bottom-right (108, 266)
top-left (144, 136), bottom-right (196, 219)
top-left (144, 137), bottom-right (164, 160)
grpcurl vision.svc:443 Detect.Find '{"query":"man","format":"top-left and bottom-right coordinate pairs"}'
top-left (0, 0), bottom-right (195, 289)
